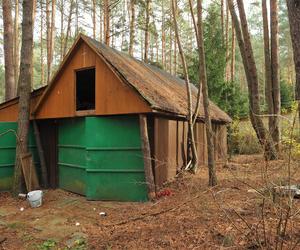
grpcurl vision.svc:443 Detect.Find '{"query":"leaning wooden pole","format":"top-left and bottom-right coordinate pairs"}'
top-left (139, 115), bottom-right (156, 200)
top-left (33, 120), bottom-right (48, 188)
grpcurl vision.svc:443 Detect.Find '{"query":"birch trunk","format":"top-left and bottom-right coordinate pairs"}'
top-left (197, 0), bottom-right (217, 186)
top-left (270, 0), bottom-right (280, 150)
top-left (171, 0), bottom-right (198, 172)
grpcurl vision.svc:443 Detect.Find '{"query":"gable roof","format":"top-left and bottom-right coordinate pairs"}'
top-left (33, 34), bottom-right (231, 123)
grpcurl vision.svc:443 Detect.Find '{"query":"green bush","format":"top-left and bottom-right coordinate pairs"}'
top-left (281, 80), bottom-right (294, 111)
top-left (280, 103), bottom-right (300, 159)
top-left (228, 120), bottom-right (262, 156)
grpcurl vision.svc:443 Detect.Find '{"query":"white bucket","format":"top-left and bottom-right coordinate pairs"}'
top-left (27, 190), bottom-right (43, 208)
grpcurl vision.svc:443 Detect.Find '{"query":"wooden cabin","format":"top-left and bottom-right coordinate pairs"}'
top-left (0, 34), bottom-right (231, 201)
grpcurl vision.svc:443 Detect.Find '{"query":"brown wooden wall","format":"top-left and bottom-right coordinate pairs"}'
top-left (213, 123), bottom-right (228, 160)
top-left (36, 42), bottom-right (151, 119)
top-left (0, 92), bottom-right (43, 122)
top-left (153, 116), bottom-right (227, 187)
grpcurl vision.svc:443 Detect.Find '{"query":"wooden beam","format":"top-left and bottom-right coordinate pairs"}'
top-left (139, 114), bottom-right (156, 200)
top-left (20, 152), bottom-right (39, 191)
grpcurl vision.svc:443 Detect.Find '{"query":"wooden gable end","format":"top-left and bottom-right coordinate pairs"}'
top-left (36, 41), bottom-right (151, 119)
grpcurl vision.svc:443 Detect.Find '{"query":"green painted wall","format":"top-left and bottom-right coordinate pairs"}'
top-left (0, 123), bottom-right (17, 191)
top-left (58, 118), bottom-right (87, 195)
top-left (58, 116), bottom-right (148, 201)
top-left (0, 116), bottom-right (148, 201)
top-left (0, 122), bottom-right (39, 191)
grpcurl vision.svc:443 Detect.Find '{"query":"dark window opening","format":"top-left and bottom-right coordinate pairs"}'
top-left (76, 68), bottom-right (95, 111)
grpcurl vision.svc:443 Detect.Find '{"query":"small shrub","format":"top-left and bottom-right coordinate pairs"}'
top-left (38, 239), bottom-right (56, 250)
top-left (228, 120), bottom-right (262, 156)
top-left (281, 103), bottom-right (300, 159)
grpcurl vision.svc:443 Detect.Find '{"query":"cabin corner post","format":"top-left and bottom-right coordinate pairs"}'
top-left (32, 119), bottom-right (48, 188)
top-left (139, 114), bottom-right (156, 200)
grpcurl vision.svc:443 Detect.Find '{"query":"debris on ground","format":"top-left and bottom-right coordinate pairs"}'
top-left (0, 237), bottom-right (6, 244)
top-left (66, 233), bottom-right (87, 249)
top-left (273, 185), bottom-right (300, 199)
top-left (0, 154), bottom-right (299, 249)
top-left (156, 189), bottom-right (172, 198)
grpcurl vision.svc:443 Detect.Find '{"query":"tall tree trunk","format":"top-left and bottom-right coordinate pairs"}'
top-left (14, 0), bottom-right (20, 92)
top-left (225, 3), bottom-right (230, 81)
top-left (140, 29), bottom-right (144, 60)
top-left (92, 0), bottom-right (96, 39)
top-left (262, 0), bottom-right (273, 115)
top-left (40, 0), bottom-right (44, 85)
top-left (228, 0), bottom-right (277, 160)
top-left (262, 0), bottom-right (276, 148)
top-left (2, 0), bottom-right (16, 100)
top-left (144, 0), bottom-right (151, 63)
top-left (129, 0), bottom-right (135, 56)
top-left (221, 0), bottom-right (224, 41)
top-left (187, 0), bottom-right (203, 126)
top-left (156, 36), bottom-right (159, 62)
top-left (63, 0), bottom-right (74, 56)
top-left (169, 27), bottom-right (172, 74)
top-left (171, 0), bottom-right (198, 172)
top-left (150, 36), bottom-right (154, 62)
top-left (161, 1), bottom-right (166, 68)
top-left (120, 1), bottom-right (126, 50)
top-left (197, 0), bottom-right (217, 186)
top-left (99, 3), bottom-right (103, 42)
top-left (286, 0), bottom-right (300, 123)
top-left (60, 0), bottom-right (64, 61)
top-left (46, 0), bottom-right (51, 82)
top-left (49, 0), bottom-right (56, 80)
top-left (111, 20), bottom-right (115, 47)
top-left (75, 0), bottom-right (79, 35)
top-left (13, 0), bottom-right (34, 195)
top-left (174, 38), bottom-right (177, 74)
top-left (270, 0), bottom-right (280, 150)
top-left (104, 0), bottom-right (110, 45)
top-left (230, 22), bottom-right (235, 82)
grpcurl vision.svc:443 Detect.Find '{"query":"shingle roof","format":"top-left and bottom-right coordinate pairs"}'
top-left (83, 35), bottom-right (231, 123)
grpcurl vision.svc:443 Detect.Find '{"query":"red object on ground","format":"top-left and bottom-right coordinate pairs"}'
top-left (156, 189), bottom-right (172, 198)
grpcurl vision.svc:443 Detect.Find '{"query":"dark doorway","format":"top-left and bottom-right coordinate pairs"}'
top-left (76, 68), bottom-right (95, 111)
top-left (38, 120), bottom-right (58, 188)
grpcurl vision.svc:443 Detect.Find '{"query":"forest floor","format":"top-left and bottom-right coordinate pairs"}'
top-left (0, 154), bottom-right (300, 250)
